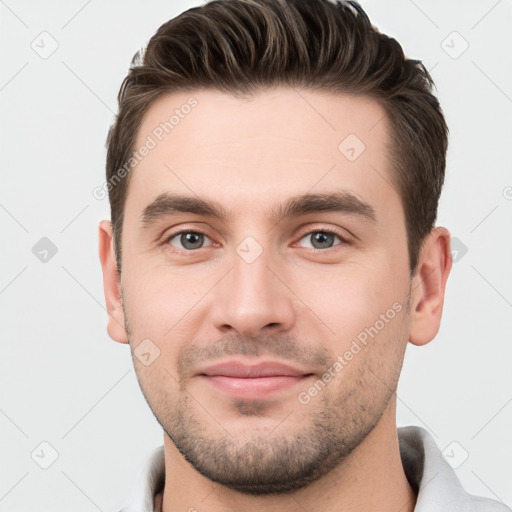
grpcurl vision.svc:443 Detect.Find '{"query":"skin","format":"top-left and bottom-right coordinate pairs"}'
top-left (99, 88), bottom-right (452, 512)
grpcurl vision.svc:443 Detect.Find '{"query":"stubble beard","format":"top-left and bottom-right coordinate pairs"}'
top-left (124, 297), bottom-right (409, 495)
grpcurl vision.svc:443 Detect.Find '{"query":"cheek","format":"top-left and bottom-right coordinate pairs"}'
top-left (290, 261), bottom-right (407, 348)
top-left (324, 300), bottom-right (409, 403)
top-left (121, 266), bottom-right (213, 381)
top-left (133, 358), bottom-right (182, 420)
top-left (122, 263), bottom-right (196, 333)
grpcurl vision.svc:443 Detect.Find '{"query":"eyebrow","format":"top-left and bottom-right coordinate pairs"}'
top-left (139, 191), bottom-right (376, 227)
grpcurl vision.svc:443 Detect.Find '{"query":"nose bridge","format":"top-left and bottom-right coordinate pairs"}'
top-left (232, 245), bottom-right (274, 302)
top-left (211, 239), bottom-right (295, 336)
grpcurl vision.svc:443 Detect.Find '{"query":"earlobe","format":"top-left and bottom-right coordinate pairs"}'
top-left (408, 227), bottom-right (452, 346)
top-left (98, 220), bottom-right (129, 344)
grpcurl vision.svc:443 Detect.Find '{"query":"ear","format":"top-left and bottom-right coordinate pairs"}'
top-left (408, 227), bottom-right (452, 346)
top-left (98, 220), bottom-right (128, 344)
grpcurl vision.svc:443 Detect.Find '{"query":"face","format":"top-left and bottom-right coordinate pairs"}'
top-left (119, 88), bottom-right (413, 494)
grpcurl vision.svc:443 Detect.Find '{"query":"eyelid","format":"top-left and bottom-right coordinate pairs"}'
top-left (161, 223), bottom-right (213, 241)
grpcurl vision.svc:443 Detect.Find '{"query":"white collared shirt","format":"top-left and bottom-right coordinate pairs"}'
top-left (116, 426), bottom-right (510, 512)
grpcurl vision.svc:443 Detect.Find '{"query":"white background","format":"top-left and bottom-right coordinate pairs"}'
top-left (0, 0), bottom-right (511, 510)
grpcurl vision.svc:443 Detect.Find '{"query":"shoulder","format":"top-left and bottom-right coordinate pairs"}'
top-left (398, 426), bottom-right (510, 512)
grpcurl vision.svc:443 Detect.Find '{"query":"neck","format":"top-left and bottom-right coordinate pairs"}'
top-left (161, 401), bottom-right (416, 512)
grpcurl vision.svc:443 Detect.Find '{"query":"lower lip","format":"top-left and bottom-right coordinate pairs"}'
top-left (201, 375), bottom-right (311, 399)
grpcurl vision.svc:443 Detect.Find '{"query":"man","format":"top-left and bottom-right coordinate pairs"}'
top-left (98, 1), bottom-right (509, 511)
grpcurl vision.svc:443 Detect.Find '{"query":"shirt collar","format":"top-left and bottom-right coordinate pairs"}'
top-left (117, 426), bottom-right (509, 512)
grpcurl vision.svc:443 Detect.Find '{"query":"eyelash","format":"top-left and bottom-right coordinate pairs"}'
top-left (163, 227), bottom-right (349, 252)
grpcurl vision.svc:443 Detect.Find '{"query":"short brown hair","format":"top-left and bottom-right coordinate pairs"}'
top-left (105, 0), bottom-right (448, 275)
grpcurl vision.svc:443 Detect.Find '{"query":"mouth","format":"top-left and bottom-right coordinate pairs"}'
top-left (197, 360), bottom-right (314, 400)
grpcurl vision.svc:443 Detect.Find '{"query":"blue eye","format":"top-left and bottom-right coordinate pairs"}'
top-left (167, 231), bottom-right (212, 250)
top-left (297, 231), bottom-right (343, 250)
top-left (165, 229), bottom-right (345, 252)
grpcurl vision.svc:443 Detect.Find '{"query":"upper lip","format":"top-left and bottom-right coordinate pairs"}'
top-left (197, 360), bottom-right (311, 378)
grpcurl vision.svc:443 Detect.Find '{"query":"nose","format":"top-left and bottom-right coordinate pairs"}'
top-left (210, 247), bottom-right (296, 338)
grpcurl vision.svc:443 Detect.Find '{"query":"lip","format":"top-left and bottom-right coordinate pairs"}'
top-left (197, 360), bottom-right (313, 400)
top-left (198, 360), bottom-right (309, 378)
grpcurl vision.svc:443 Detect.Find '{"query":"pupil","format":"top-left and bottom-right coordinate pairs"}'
top-left (312, 232), bottom-right (333, 249)
top-left (182, 232), bottom-right (203, 249)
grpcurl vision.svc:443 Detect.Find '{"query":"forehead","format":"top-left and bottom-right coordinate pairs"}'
top-left (126, 87), bottom-right (398, 225)
top-left (135, 87), bottom-right (389, 158)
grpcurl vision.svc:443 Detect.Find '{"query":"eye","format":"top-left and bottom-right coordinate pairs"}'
top-left (297, 230), bottom-right (345, 250)
top-left (167, 231), bottom-right (213, 251)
